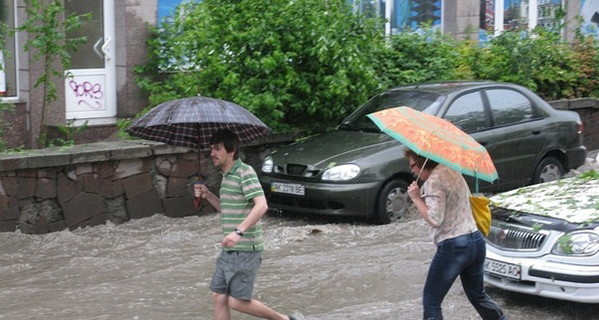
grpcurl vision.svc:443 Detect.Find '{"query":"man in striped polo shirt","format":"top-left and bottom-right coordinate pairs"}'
top-left (196, 129), bottom-right (303, 320)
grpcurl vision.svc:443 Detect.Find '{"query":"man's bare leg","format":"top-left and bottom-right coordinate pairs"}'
top-left (228, 296), bottom-right (290, 320)
top-left (212, 292), bottom-right (231, 320)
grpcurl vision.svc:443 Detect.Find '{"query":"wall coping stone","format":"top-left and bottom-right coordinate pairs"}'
top-left (0, 140), bottom-right (195, 172)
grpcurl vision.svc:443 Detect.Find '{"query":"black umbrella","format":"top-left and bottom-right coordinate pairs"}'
top-left (126, 96), bottom-right (271, 149)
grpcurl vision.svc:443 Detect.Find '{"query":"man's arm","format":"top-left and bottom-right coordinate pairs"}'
top-left (195, 185), bottom-right (221, 212)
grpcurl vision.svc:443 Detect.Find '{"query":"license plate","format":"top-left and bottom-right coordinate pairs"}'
top-left (484, 258), bottom-right (521, 280)
top-left (271, 182), bottom-right (305, 196)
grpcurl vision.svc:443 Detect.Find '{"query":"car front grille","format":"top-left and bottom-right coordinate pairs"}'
top-left (486, 223), bottom-right (548, 250)
top-left (286, 164), bottom-right (306, 175)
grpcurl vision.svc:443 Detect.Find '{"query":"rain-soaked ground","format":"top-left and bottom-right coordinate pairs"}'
top-left (2, 210), bottom-right (599, 320)
top-left (1, 151), bottom-right (598, 320)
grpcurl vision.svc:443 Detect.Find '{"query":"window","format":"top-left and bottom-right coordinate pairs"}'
top-left (444, 92), bottom-right (487, 133)
top-left (486, 89), bottom-right (536, 127)
top-left (0, 0), bottom-right (17, 98)
top-left (480, 0), bottom-right (565, 40)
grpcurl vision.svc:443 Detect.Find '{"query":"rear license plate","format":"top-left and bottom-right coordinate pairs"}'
top-left (484, 258), bottom-right (521, 280)
top-left (271, 182), bottom-right (305, 196)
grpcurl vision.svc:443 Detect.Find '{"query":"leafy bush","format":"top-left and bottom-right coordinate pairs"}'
top-left (133, 1), bottom-right (599, 137)
top-left (469, 28), bottom-right (581, 100)
top-left (375, 27), bottom-right (463, 85)
top-left (136, 0), bottom-right (387, 134)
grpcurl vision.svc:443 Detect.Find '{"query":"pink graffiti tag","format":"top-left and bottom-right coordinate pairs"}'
top-left (69, 80), bottom-right (105, 110)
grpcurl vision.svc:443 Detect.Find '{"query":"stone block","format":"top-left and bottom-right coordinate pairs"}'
top-left (166, 176), bottom-right (189, 197)
top-left (95, 161), bottom-right (115, 179)
top-left (1, 176), bottom-right (17, 196)
top-left (156, 156), bottom-right (174, 176)
top-left (106, 195), bottom-right (128, 221)
top-left (62, 192), bottom-right (105, 227)
top-left (170, 157), bottom-right (198, 178)
top-left (126, 189), bottom-right (163, 219)
top-left (70, 213), bottom-right (110, 230)
top-left (0, 220), bottom-right (17, 232)
top-left (122, 172), bottom-right (154, 199)
top-left (115, 158), bottom-right (147, 179)
top-left (57, 172), bottom-right (83, 206)
top-left (71, 147), bottom-right (111, 164)
top-left (0, 202), bottom-right (18, 220)
top-left (27, 154), bottom-right (70, 168)
top-left (163, 196), bottom-right (196, 218)
top-left (37, 168), bottom-right (57, 179)
top-left (110, 144), bottom-right (152, 160)
top-left (48, 220), bottom-right (67, 232)
top-left (17, 177), bottom-right (36, 199)
top-left (35, 177), bottom-right (56, 199)
top-left (0, 155), bottom-right (28, 171)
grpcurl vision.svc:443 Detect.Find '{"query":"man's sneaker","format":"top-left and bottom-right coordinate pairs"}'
top-left (288, 311), bottom-right (305, 320)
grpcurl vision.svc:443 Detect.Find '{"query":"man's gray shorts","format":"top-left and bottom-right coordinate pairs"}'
top-left (210, 250), bottom-right (263, 300)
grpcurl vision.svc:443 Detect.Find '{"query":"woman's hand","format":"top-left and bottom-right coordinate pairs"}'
top-left (407, 181), bottom-right (421, 201)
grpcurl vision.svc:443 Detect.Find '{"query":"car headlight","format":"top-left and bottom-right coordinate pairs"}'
top-left (261, 155), bottom-right (273, 173)
top-left (552, 231), bottom-right (599, 256)
top-left (322, 164), bottom-right (360, 181)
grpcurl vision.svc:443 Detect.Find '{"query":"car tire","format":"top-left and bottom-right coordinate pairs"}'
top-left (533, 156), bottom-right (565, 184)
top-left (374, 179), bottom-right (410, 224)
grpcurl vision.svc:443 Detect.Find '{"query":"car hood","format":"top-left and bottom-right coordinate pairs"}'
top-left (270, 130), bottom-right (402, 168)
top-left (490, 172), bottom-right (599, 224)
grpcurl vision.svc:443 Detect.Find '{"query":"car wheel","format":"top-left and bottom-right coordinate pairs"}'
top-left (533, 156), bottom-right (565, 184)
top-left (374, 179), bottom-right (410, 224)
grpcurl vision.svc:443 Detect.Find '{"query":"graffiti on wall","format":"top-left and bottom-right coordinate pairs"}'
top-left (68, 79), bottom-right (105, 111)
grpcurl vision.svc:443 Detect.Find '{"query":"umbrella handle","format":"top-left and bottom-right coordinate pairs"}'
top-left (415, 157), bottom-right (429, 183)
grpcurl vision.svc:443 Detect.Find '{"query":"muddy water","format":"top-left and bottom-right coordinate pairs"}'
top-left (1, 211), bottom-right (598, 320)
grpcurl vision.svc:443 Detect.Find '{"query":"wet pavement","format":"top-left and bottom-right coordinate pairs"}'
top-left (0, 151), bottom-right (598, 319)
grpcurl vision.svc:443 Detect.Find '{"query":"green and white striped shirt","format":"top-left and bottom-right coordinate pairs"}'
top-left (220, 159), bottom-right (264, 251)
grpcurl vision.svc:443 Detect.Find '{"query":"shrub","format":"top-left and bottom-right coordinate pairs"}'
top-left (470, 28), bottom-right (580, 100)
top-left (136, 0), bottom-right (387, 134)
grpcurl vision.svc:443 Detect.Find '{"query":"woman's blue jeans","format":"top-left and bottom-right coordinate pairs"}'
top-left (423, 231), bottom-right (507, 320)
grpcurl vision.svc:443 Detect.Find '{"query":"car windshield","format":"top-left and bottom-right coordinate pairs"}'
top-left (339, 90), bottom-right (445, 131)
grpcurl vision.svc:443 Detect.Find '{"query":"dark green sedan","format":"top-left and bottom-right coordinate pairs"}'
top-left (259, 81), bottom-right (587, 224)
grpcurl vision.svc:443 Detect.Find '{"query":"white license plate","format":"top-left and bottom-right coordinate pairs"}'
top-left (271, 182), bottom-right (305, 196)
top-left (484, 258), bottom-right (521, 280)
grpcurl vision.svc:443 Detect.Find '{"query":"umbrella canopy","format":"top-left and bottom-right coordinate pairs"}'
top-left (126, 96), bottom-right (271, 149)
top-left (367, 106), bottom-right (498, 183)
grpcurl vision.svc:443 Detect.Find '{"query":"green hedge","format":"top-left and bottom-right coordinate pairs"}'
top-left (133, 0), bottom-right (599, 136)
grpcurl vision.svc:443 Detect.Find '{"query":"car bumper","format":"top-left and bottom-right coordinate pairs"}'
top-left (566, 144), bottom-right (588, 169)
top-left (259, 175), bottom-right (382, 217)
top-left (484, 248), bottom-right (599, 303)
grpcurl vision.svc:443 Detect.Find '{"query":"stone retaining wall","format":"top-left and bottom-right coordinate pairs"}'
top-left (550, 98), bottom-right (599, 150)
top-left (0, 98), bottom-right (597, 234)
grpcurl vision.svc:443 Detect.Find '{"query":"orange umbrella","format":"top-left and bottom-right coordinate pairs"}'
top-left (367, 106), bottom-right (498, 183)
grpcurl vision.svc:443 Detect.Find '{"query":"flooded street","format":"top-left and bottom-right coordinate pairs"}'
top-left (1, 211), bottom-right (598, 320)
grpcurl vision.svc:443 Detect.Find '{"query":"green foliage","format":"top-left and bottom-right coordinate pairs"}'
top-left (17, 0), bottom-right (89, 147)
top-left (133, 2), bottom-right (599, 137)
top-left (469, 28), bottom-right (581, 100)
top-left (376, 26), bottom-right (462, 85)
top-left (136, 0), bottom-right (386, 134)
top-left (44, 119), bottom-right (88, 147)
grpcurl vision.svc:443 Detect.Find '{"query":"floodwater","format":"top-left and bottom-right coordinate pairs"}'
top-left (1, 211), bottom-right (598, 320)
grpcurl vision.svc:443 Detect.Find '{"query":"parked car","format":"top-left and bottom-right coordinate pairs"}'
top-left (259, 81), bottom-right (587, 224)
top-left (484, 171), bottom-right (599, 303)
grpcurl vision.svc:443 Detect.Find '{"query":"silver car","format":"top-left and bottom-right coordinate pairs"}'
top-left (484, 172), bottom-right (599, 303)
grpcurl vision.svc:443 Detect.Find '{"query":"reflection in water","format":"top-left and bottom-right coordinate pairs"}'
top-left (1, 212), bottom-right (597, 319)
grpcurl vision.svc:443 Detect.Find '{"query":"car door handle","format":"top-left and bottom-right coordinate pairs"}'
top-left (532, 129), bottom-right (541, 135)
